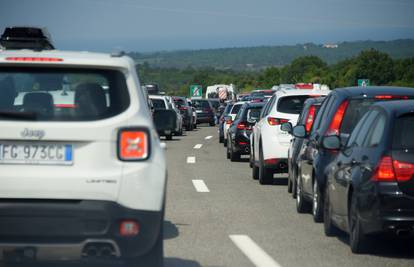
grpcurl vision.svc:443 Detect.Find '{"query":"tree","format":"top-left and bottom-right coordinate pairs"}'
top-left (354, 49), bottom-right (394, 85)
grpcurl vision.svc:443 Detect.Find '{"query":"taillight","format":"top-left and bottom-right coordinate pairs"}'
top-left (326, 100), bottom-right (349, 136)
top-left (305, 105), bottom-right (316, 132)
top-left (5, 57), bottom-right (63, 62)
top-left (179, 106), bottom-right (188, 111)
top-left (267, 117), bottom-right (289, 126)
top-left (119, 220), bottom-right (140, 236)
top-left (265, 158), bottom-right (279, 165)
top-left (226, 119), bottom-right (233, 125)
top-left (54, 104), bottom-right (76, 108)
top-left (372, 156), bottom-right (395, 182)
top-left (118, 129), bottom-right (150, 161)
top-left (393, 160), bottom-right (414, 182)
top-left (375, 95), bottom-right (409, 100)
top-left (237, 122), bottom-right (252, 130)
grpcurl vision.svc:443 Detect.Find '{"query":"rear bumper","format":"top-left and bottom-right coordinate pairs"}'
top-left (0, 199), bottom-right (163, 262)
top-left (264, 158), bottom-right (288, 173)
top-left (234, 133), bottom-right (251, 155)
top-left (196, 113), bottom-right (214, 123)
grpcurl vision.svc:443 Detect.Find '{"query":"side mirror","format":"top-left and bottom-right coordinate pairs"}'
top-left (281, 122), bottom-right (293, 134)
top-left (322, 135), bottom-right (341, 150)
top-left (292, 125), bottom-right (306, 138)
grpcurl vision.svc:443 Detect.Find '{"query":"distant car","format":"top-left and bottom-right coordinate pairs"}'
top-left (173, 96), bottom-right (194, 131)
top-left (150, 95), bottom-right (182, 140)
top-left (294, 87), bottom-right (414, 223)
top-left (251, 87), bottom-right (330, 185)
top-left (223, 102), bottom-right (246, 146)
top-left (187, 99), bottom-right (197, 129)
top-left (227, 102), bottom-right (264, 161)
top-left (208, 99), bottom-right (221, 124)
top-left (165, 96), bottom-right (184, 135)
top-left (323, 100), bottom-right (414, 253)
top-left (219, 102), bottom-right (233, 143)
top-left (192, 99), bottom-right (215, 126)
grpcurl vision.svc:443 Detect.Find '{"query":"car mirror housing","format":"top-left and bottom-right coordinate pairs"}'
top-left (281, 122), bottom-right (293, 134)
top-left (292, 125), bottom-right (306, 138)
top-left (322, 135), bottom-right (341, 150)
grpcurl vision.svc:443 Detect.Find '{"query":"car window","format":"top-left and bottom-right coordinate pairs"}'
top-left (151, 99), bottom-right (166, 109)
top-left (353, 110), bottom-right (379, 147)
top-left (313, 95), bottom-right (333, 130)
top-left (393, 114), bottom-right (414, 150)
top-left (364, 113), bottom-right (386, 147)
top-left (0, 67), bottom-right (129, 121)
top-left (230, 103), bottom-right (242, 114)
top-left (173, 98), bottom-right (186, 106)
top-left (340, 99), bottom-right (376, 135)
top-left (261, 95), bottom-right (276, 117)
top-left (245, 107), bottom-right (262, 121)
top-left (346, 112), bottom-right (370, 147)
top-left (235, 106), bottom-right (245, 120)
top-left (277, 95), bottom-right (314, 114)
top-left (194, 100), bottom-right (210, 109)
top-left (223, 104), bottom-right (233, 115)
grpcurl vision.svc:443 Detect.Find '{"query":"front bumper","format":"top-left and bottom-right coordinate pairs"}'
top-left (0, 199), bottom-right (163, 262)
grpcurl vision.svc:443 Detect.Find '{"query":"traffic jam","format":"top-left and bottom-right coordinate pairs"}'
top-left (0, 27), bottom-right (414, 267)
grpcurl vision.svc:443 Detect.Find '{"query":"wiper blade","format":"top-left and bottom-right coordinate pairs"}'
top-left (0, 111), bottom-right (38, 120)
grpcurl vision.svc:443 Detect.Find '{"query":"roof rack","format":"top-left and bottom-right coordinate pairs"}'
top-left (0, 26), bottom-right (55, 51)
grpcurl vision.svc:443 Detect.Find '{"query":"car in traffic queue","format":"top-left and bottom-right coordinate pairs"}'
top-left (322, 100), bottom-right (414, 253)
top-left (192, 98), bottom-right (215, 126)
top-left (150, 94), bottom-right (183, 140)
top-left (219, 102), bottom-right (233, 143)
top-left (208, 98), bottom-right (221, 124)
top-left (226, 102), bottom-right (264, 161)
top-left (173, 96), bottom-right (194, 131)
top-left (281, 97), bottom-right (326, 196)
top-left (251, 87), bottom-right (330, 185)
top-left (165, 96), bottom-right (184, 135)
top-left (0, 27), bottom-right (166, 266)
top-left (293, 87), bottom-right (414, 223)
top-left (223, 101), bottom-right (246, 147)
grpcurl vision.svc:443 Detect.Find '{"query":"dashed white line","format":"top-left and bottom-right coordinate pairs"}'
top-left (229, 235), bottom-right (281, 267)
top-left (192, 180), bottom-right (210, 192)
top-left (205, 135), bottom-right (213, 140)
top-left (193, 144), bottom-right (203, 149)
top-left (186, 156), bottom-right (196, 164)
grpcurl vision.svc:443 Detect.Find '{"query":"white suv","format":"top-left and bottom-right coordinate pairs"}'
top-left (0, 49), bottom-right (166, 265)
top-left (251, 88), bottom-right (329, 184)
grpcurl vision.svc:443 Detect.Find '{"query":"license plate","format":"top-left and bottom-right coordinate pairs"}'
top-left (0, 142), bottom-right (73, 165)
top-left (196, 110), bottom-right (202, 113)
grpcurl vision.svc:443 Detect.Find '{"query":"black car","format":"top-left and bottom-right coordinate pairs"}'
top-left (219, 102), bottom-right (234, 143)
top-left (208, 99), bottom-right (221, 124)
top-left (227, 102), bottom-right (264, 161)
top-left (293, 87), bottom-right (414, 223)
top-left (323, 100), bottom-right (414, 253)
top-left (193, 99), bottom-right (215, 126)
top-left (173, 96), bottom-right (194, 131)
top-left (283, 97), bottom-right (325, 196)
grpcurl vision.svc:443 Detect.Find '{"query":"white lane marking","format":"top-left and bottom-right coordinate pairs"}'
top-left (193, 144), bottom-right (203, 149)
top-left (205, 135), bottom-right (213, 140)
top-left (186, 156), bottom-right (196, 164)
top-left (229, 235), bottom-right (281, 267)
top-left (192, 180), bottom-right (210, 192)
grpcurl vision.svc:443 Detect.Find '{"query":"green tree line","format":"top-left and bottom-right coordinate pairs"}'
top-left (137, 49), bottom-right (414, 96)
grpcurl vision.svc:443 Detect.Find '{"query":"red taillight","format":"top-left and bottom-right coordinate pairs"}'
top-left (237, 122), bottom-right (252, 130)
top-left (54, 104), bottom-right (76, 108)
top-left (239, 141), bottom-right (248, 145)
top-left (393, 160), bottom-right (414, 182)
top-left (372, 156), bottom-right (395, 182)
top-left (326, 100), bottom-right (349, 136)
top-left (226, 119), bottom-right (232, 125)
top-left (118, 129), bottom-right (149, 161)
top-left (375, 95), bottom-right (409, 100)
top-left (179, 106), bottom-right (188, 111)
top-left (5, 57), bottom-right (63, 62)
top-left (305, 105), bottom-right (316, 132)
top-left (119, 220), bottom-right (140, 236)
top-left (267, 117), bottom-right (289, 126)
top-left (265, 158), bottom-right (279, 165)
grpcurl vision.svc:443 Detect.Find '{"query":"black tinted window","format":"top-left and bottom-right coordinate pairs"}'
top-left (277, 95), bottom-right (313, 114)
top-left (245, 107), bottom-right (263, 121)
top-left (393, 114), bottom-right (414, 149)
top-left (0, 67), bottom-right (129, 121)
top-left (231, 104), bottom-right (242, 114)
top-left (193, 100), bottom-right (211, 109)
top-left (340, 99), bottom-right (376, 135)
top-left (152, 99), bottom-right (166, 109)
top-left (173, 98), bottom-right (186, 106)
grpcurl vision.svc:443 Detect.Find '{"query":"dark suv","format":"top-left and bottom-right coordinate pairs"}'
top-left (323, 100), bottom-right (414, 253)
top-left (293, 87), bottom-right (414, 223)
top-left (173, 96), bottom-right (194, 131)
top-left (193, 99), bottom-right (215, 126)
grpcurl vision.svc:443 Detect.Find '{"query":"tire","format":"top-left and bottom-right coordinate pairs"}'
top-left (349, 192), bottom-right (369, 254)
top-left (323, 185), bottom-right (341, 237)
top-left (249, 152), bottom-right (253, 168)
top-left (166, 134), bottom-right (173, 141)
top-left (186, 122), bottom-right (193, 131)
top-left (224, 138), bottom-right (227, 147)
top-left (296, 174), bottom-right (310, 213)
top-left (230, 142), bottom-right (240, 162)
top-left (312, 179), bottom-right (324, 223)
top-left (258, 148), bottom-right (273, 185)
top-left (292, 168), bottom-right (298, 199)
top-left (219, 135), bottom-right (224, 143)
top-left (209, 121), bottom-right (215, 126)
top-left (287, 173), bottom-right (293, 193)
top-left (252, 164), bottom-right (259, 180)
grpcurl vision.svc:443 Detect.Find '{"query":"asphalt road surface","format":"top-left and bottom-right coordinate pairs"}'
top-left (163, 125), bottom-right (414, 267)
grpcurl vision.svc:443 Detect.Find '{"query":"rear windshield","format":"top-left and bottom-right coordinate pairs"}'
top-left (209, 100), bottom-right (220, 109)
top-left (224, 104), bottom-right (233, 115)
top-left (0, 67), bottom-right (129, 121)
top-left (340, 99), bottom-right (376, 135)
top-left (231, 104), bottom-right (242, 114)
top-left (244, 107), bottom-right (263, 120)
top-left (393, 114), bottom-right (414, 149)
top-left (193, 100), bottom-right (211, 109)
top-left (277, 95), bottom-right (313, 114)
top-left (152, 99), bottom-right (167, 109)
top-left (173, 98), bottom-right (186, 106)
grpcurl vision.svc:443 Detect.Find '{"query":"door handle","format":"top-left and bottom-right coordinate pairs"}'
top-left (351, 159), bottom-right (357, 166)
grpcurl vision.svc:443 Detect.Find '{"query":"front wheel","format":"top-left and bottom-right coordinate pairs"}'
top-left (296, 175), bottom-right (310, 213)
top-left (312, 180), bottom-right (324, 223)
top-left (165, 134), bottom-right (173, 141)
top-left (258, 148), bottom-right (273, 185)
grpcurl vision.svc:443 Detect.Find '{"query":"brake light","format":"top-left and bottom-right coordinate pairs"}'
top-left (119, 220), bottom-right (140, 236)
top-left (237, 122), bottom-right (252, 130)
top-left (239, 141), bottom-right (248, 145)
top-left (372, 156), bottom-right (395, 182)
top-left (265, 158), bottom-right (279, 165)
top-left (179, 106), bottom-right (188, 111)
top-left (393, 160), bottom-right (414, 182)
top-left (326, 100), bottom-right (349, 136)
top-left (305, 105), bottom-right (316, 132)
top-left (375, 95), bottom-right (409, 100)
top-left (226, 119), bottom-right (233, 125)
top-left (118, 129), bottom-right (149, 161)
top-left (5, 57), bottom-right (63, 62)
top-left (267, 117), bottom-right (289, 126)
top-left (54, 104), bottom-right (76, 108)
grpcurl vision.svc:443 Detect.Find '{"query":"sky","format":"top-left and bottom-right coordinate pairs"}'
top-left (1, 0), bottom-right (414, 52)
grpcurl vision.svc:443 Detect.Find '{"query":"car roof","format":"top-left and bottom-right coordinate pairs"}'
top-left (244, 102), bottom-right (265, 108)
top-left (275, 88), bottom-right (329, 97)
top-left (373, 100), bottom-right (414, 117)
top-left (332, 86), bottom-right (414, 98)
top-left (149, 95), bottom-right (167, 100)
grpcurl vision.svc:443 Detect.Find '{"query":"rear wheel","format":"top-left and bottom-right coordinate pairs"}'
top-left (287, 172), bottom-right (293, 193)
top-left (312, 179), bottom-right (324, 223)
top-left (165, 134), bottom-right (173, 141)
top-left (219, 135), bottom-right (224, 143)
top-left (252, 163), bottom-right (259, 180)
top-left (292, 168), bottom-right (298, 199)
top-left (258, 148), bottom-right (273, 185)
top-left (209, 120), bottom-right (215, 126)
top-left (323, 186), bottom-right (341, 237)
top-left (296, 175), bottom-right (310, 213)
top-left (349, 193), bottom-right (369, 254)
top-left (230, 142), bottom-right (240, 162)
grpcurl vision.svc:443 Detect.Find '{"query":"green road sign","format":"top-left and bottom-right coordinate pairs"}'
top-left (358, 79), bottom-right (370, 87)
top-left (190, 85), bottom-right (203, 98)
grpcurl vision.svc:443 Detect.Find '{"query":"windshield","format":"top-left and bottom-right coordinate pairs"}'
top-left (151, 98), bottom-right (167, 109)
top-left (393, 114), bottom-right (414, 149)
top-left (277, 95), bottom-right (313, 114)
top-left (0, 67), bottom-right (129, 121)
top-left (193, 100), bottom-right (210, 109)
top-left (231, 103), bottom-right (242, 114)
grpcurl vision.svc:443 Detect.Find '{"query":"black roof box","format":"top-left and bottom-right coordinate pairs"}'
top-left (0, 26), bottom-right (55, 50)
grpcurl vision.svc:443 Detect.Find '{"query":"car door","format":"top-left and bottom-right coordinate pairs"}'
top-left (254, 96), bottom-right (275, 161)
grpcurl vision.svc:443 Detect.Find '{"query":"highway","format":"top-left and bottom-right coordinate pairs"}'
top-left (163, 125), bottom-right (414, 267)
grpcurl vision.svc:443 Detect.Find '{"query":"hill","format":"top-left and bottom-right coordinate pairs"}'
top-left (129, 39), bottom-right (414, 71)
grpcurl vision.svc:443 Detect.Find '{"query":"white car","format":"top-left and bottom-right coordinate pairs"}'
top-left (223, 101), bottom-right (246, 147)
top-left (251, 88), bottom-right (330, 184)
top-left (0, 47), bottom-right (166, 265)
top-left (150, 95), bottom-right (183, 139)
